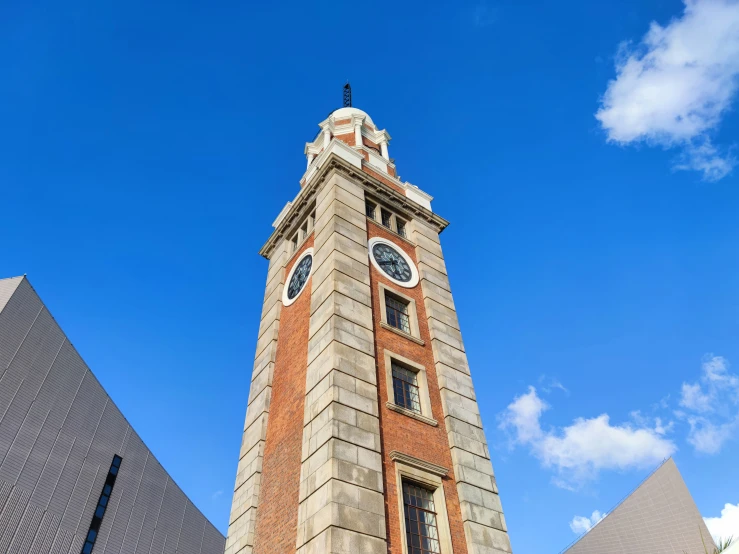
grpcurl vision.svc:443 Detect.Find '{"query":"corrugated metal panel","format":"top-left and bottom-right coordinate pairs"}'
top-left (0, 279), bottom-right (42, 376)
top-left (0, 276), bottom-right (23, 316)
top-left (0, 486), bottom-right (30, 551)
top-left (201, 522), bottom-right (225, 554)
top-left (160, 479), bottom-right (187, 554)
top-left (0, 278), bottom-right (226, 554)
top-left (8, 502), bottom-right (43, 552)
top-left (29, 509), bottom-right (60, 554)
top-left (563, 459), bottom-right (715, 554)
top-left (133, 457), bottom-right (168, 554)
top-left (178, 501), bottom-right (206, 554)
top-left (49, 525), bottom-right (74, 554)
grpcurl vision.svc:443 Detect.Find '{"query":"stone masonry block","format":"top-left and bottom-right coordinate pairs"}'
top-left (464, 521), bottom-right (512, 553)
top-left (251, 348), bottom-right (276, 389)
top-left (254, 322), bottom-right (279, 361)
top-left (296, 526), bottom-right (386, 554)
top-left (314, 194), bottom-right (368, 232)
top-left (330, 173), bottom-right (366, 200)
top-left (298, 500), bottom-right (386, 545)
top-left (307, 315), bottom-right (374, 365)
top-left (424, 297), bottom-right (461, 330)
top-left (418, 264), bottom-right (453, 295)
top-left (257, 302), bottom-right (282, 340)
top-left (311, 250), bottom-right (371, 290)
top-left (248, 362), bottom-right (274, 405)
top-left (457, 482), bottom-right (503, 513)
top-left (428, 318), bottom-right (466, 351)
top-left (448, 430), bottom-right (488, 459)
top-left (310, 291), bottom-right (373, 338)
top-left (243, 386), bottom-right (271, 430)
top-left (311, 269), bottom-right (371, 314)
top-left (299, 457), bottom-right (384, 501)
top-left (416, 245), bottom-right (448, 275)
top-left (299, 439), bottom-right (382, 500)
top-left (451, 446), bottom-right (496, 478)
top-left (414, 229), bottom-right (445, 259)
top-left (460, 500), bottom-right (506, 533)
top-left (305, 341), bottom-right (377, 395)
top-left (437, 363), bottom-right (476, 400)
top-left (304, 369), bottom-right (379, 423)
top-left (261, 277), bottom-right (283, 317)
top-left (236, 441), bottom-right (264, 487)
top-left (455, 464), bottom-right (496, 493)
top-left (240, 412), bottom-right (269, 454)
top-left (431, 340), bottom-right (470, 375)
top-left (410, 219), bottom-right (441, 246)
top-left (440, 388), bottom-right (482, 427)
top-left (315, 210), bottom-right (367, 251)
top-left (316, 180), bottom-right (365, 221)
top-left (313, 232), bottom-right (368, 269)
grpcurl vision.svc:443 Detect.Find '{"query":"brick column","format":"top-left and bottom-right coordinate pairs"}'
top-left (412, 220), bottom-right (513, 554)
top-left (295, 172), bottom-right (387, 554)
top-left (225, 240), bottom-right (289, 554)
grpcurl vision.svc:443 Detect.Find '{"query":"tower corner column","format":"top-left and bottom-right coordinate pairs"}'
top-left (295, 171), bottom-right (388, 554)
top-left (411, 219), bottom-right (513, 554)
top-left (225, 240), bottom-right (289, 554)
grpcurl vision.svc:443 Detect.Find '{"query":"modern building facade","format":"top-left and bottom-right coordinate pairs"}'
top-left (562, 458), bottom-right (714, 554)
top-left (226, 103), bottom-right (512, 554)
top-left (0, 276), bottom-right (225, 554)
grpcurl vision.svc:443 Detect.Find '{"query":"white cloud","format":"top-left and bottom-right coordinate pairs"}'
top-left (595, 0), bottom-right (739, 180)
top-left (681, 382), bottom-right (713, 413)
top-left (570, 510), bottom-right (606, 535)
top-left (686, 417), bottom-right (736, 454)
top-left (679, 355), bottom-right (739, 453)
top-left (539, 375), bottom-right (570, 395)
top-left (499, 387), bottom-right (677, 488)
top-left (705, 503), bottom-right (739, 542)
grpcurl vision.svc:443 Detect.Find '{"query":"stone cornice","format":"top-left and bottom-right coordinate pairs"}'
top-left (389, 451), bottom-right (449, 477)
top-left (259, 154), bottom-right (449, 259)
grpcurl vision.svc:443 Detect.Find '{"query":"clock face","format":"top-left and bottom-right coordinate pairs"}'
top-left (287, 254), bottom-right (312, 300)
top-left (372, 243), bottom-right (412, 283)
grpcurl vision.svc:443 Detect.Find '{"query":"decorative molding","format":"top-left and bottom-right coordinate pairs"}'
top-left (386, 402), bottom-right (438, 426)
top-left (380, 322), bottom-right (425, 345)
top-left (272, 202), bottom-right (293, 228)
top-left (390, 451), bottom-right (449, 477)
top-left (259, 153), bottom-right (449, 259)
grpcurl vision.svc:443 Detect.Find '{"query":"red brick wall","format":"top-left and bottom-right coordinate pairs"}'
top-left (334, 132), bottom-right (356, 147)
top-left (253, 236), bottom-right (314, 554)
top-left (363, 166), bottom-right (405, 195)
top-left (367, 220), bottom-right (469, 554)
top-left (363, 137), bottom-right (381, 151)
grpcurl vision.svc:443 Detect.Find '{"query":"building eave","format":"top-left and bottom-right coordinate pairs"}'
top-left (259, 154), bottom-right (449, 259)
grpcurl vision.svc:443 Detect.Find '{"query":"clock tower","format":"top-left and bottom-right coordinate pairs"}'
top-left (225, 99), bottom-right (513, 554)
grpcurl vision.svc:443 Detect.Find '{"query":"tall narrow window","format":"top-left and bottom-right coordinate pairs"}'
top-left (385, 294), bottom-right (411, 334)
top-left (392, 362), bottom-right (421, 413)
top-left (291, 235), bottom-right (298, 252)
top-left (381, 208), bottom-right (392, 229)
top-left (366, 200), bottom-right (376, 220)
top-left (81, 455), bottom-right (122, 554)
top-left (396, 218), bottom-right (407, 238)
top-left (403, 480), bottom-right (441, 554)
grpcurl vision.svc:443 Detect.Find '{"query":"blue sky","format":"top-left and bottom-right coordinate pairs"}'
top-left (2, 0), bottom-right (739, 552)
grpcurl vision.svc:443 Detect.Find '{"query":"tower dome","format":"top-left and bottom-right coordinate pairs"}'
top-left (327, 106), bottom-right (375, 127)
